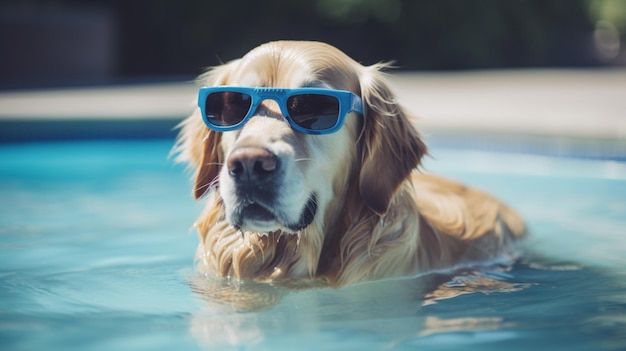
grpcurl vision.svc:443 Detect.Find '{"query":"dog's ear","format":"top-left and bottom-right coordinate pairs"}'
top-left (174, 61), bottom-right (238, 199)
top-left (358, 65), bottom-right (427, 215)
top-left (193, 117), bottom-right (222, 200)
top-left (174, 109), bottom-right (223, 200)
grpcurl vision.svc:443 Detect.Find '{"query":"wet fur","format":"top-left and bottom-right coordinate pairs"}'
top-left (175, 41), bottom-right (526, 287)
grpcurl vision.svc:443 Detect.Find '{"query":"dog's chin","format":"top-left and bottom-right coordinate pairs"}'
top-left (231, 195), bottom-right (318, 234)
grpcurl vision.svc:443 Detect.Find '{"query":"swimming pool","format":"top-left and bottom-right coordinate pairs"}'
top-left (1, 137), bottom-right (625, 351)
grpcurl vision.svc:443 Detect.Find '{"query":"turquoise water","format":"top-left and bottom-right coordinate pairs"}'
top-left (1, 140), bottom-right (625, 351)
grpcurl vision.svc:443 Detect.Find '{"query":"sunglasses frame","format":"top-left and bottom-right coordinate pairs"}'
top-left (198, 86), bottom-right (364, 135)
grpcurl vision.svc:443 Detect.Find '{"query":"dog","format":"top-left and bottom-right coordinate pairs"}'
top-left (175, 41), bottom-right (526, 287)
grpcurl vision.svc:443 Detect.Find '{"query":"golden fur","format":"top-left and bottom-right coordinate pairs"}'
top-left (175, 41), bottom-right (526, 288)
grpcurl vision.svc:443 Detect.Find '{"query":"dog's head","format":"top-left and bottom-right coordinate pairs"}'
top-left (176, 41), bottom-right (426, 236)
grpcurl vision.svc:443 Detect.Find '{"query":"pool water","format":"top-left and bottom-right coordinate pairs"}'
top-left (1, 139), bottom-right (625, 351)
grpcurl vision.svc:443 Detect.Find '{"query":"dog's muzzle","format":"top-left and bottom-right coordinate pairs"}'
top-left (226, 146), bottom-right (317, 232)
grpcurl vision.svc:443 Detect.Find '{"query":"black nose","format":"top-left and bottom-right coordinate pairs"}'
top-left (227, 147), bottom-right (278, 184)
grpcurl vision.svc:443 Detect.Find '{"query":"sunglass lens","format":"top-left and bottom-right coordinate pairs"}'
top-left (287, 94), bottom-right (340, 131)
top-left (205, 92), bottom-right (252, 127)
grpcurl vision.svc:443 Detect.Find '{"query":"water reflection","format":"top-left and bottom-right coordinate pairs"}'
top-left (187, 264), bottom-right (534, 349)
top-left (422, 268), bottom-right (533, 306)
top-left (419, 316), bottom-right (512, 337)
top-left (183, 258), bottom-right (626, 350)
top-left (189, 275), bottom-right (288, 312)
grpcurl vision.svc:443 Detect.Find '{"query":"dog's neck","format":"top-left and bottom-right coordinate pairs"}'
top-left (320, 181), bottom-right (424, 285)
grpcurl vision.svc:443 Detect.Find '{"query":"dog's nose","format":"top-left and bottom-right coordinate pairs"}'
top-left (227, 147), bottom-right (277, 183)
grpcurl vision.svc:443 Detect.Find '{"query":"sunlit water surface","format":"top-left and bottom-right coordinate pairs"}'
top-left (1, 140), bottom-right (625, 351)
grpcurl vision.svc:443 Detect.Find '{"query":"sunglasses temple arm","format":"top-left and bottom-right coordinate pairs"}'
top-left (351, 96), bottom-right (364, 115)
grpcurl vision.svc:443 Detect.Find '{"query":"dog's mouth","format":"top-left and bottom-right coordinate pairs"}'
top-left (235, 195), bottom-right (317, 233)
top-left (240, 202), bottom-right (275, 223)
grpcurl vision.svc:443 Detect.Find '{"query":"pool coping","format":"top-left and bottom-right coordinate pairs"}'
top-left (1, 69), bottom-right (625, 152)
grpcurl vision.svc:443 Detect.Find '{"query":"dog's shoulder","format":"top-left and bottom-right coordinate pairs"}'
top-left (410, 173), bottom-right (526, 266)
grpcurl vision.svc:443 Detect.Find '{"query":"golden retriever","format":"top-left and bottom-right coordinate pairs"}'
top-left (175, 41), bottom-right (526, 287)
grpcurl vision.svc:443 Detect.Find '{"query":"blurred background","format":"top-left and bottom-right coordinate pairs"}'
top-left (1, 0), bottom-right (625, 89)
top-left (0, 0), bottom-right (625, 145)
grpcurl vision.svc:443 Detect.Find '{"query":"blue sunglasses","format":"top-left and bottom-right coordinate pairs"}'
top-left (198, 86), bottom-right (364, 135)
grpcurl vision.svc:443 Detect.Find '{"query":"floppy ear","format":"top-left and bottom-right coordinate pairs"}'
top-left (173, 60), bottom-right (238, 199)
top-left (358, 65), bottom-right (428, 215)
top-left (193, 117), bottom-right (222, 199)
top-left (174, 109), bottom-right (223, 199)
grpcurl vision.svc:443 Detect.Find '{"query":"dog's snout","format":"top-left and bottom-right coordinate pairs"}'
top-left (227, 147), bottom-right (277, 183)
